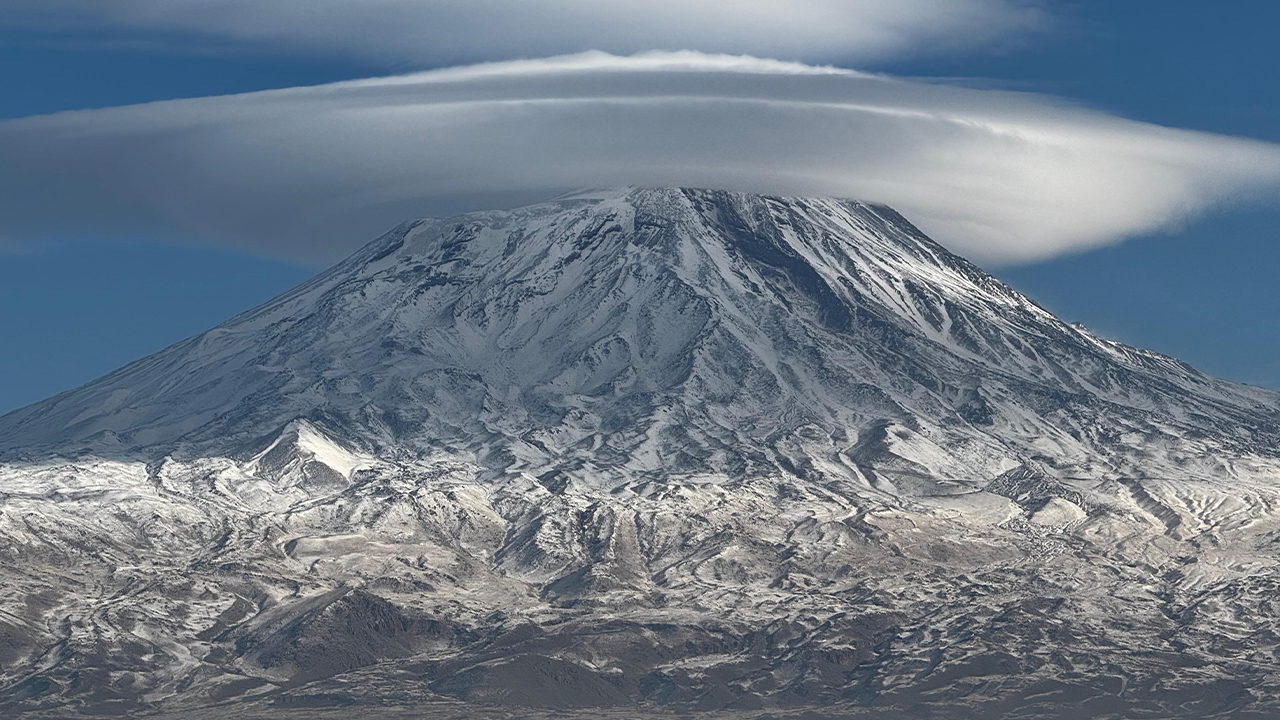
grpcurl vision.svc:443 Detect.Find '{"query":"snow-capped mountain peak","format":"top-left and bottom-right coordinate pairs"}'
top-left (3, 189), bottom-right (1280, 718)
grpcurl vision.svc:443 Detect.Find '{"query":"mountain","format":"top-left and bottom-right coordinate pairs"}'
top-left (2, 188), bottom-right (1280, 719)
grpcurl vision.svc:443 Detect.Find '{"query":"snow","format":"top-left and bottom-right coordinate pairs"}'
top-left (2, 188), bottom-right (1280, 717)
top-left (1028, 497), bottom-right (1088, 526)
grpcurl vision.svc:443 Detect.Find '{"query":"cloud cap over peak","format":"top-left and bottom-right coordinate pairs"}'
top-left (5, 0), bottom-right (1048, 66)
top-left (2, 52), bottom-right (1278, 266)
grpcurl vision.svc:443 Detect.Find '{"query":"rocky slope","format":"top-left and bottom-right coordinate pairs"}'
top-left (2, 188), bottom-right (1280, 719)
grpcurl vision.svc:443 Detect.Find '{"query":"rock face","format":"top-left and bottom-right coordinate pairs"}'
top-left (2, 188), bottom-right (1280, 719)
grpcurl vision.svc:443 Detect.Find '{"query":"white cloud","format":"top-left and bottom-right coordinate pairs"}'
top-left (1, 51), bottom-right (1278, 265)
top-left (5, 0), bottom-right (1047, 66)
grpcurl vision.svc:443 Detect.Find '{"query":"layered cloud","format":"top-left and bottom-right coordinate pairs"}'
top-left (5, 0), bottom-right (1047, 66)
top-left (2, 52), bottom-right (1278, 265)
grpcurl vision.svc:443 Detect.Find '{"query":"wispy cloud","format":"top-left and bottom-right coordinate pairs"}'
top-left (4, 0), bottom-right (1048, 66)
top-left (2, 52), bottom-right (1278, 265)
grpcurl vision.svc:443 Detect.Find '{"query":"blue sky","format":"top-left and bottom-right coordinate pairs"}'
top-left (0, 1), bottom-right (1277, 413)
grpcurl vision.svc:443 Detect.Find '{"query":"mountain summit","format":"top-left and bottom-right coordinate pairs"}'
top-left (3, 189), bottom-right (1280, 718)
top-left (4, 188), bottom-right (1275, 480)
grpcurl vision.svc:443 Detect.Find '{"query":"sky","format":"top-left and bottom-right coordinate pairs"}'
top-left (0, 0), bottom-right (1278, 413)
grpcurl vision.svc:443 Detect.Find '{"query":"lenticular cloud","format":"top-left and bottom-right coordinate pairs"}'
top-left (2, 52), bottom-right (1278, 265)
top-left (4, 0), bottom-right (1046, 66)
